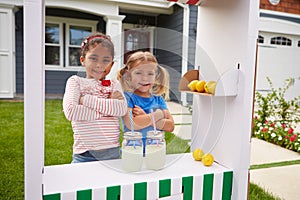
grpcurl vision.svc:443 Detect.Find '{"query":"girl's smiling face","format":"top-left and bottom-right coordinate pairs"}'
top-left (130, 61), bottom-right (157, 97)
top-left (80, 44), bottom-right (114, 80)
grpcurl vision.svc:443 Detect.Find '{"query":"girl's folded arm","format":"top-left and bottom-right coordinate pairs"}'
top-left (82, 95), bottom-right (127, 117)
top-left (156, 110), bottom-right (175, 132)
top-left (123, 108), bottom-right (165, 130)
top-left (63, 76), bottom-right (99, 121)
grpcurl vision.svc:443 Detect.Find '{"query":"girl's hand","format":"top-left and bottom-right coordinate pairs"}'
top-left (109, 91), bottom-right (124, 100)
top-left (155, 109), bottom-right (174, 132)
top-left (132, 105), bottom-right (146, 116)
top-left (154, 108), bottom-right (165, 121)
top-left (79, 96), bottom-right (84, 105)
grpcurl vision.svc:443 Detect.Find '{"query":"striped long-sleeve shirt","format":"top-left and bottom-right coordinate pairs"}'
top-left (63, 75), bottom-right (127, 154)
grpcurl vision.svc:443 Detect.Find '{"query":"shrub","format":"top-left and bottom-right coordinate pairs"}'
top-left (253, 119), bottom-right (300, 152)
top-left (253, 77), bottom-right (300, 153)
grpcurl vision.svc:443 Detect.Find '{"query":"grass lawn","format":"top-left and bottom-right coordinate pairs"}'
top-left (0, 100), bottom-right (281, 199)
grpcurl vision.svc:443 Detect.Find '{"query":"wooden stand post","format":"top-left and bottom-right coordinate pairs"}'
top-left (24, 0), bottom-right (45, 200)
top-left (191, 1), bottom-right (260, 199)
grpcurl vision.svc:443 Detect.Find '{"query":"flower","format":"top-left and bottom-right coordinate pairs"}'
top-left (101, 80), bottom-right (111, 86)
top-left (288, 127), bottom-right (294, 134)
top-left (290, 134), bottom-right (297, 142)
top-left (261, 127), bottom-right (268, 133)
top-left (271, 133), bottom-right (276, 138)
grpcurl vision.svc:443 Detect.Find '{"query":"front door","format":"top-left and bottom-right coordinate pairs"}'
top-left (0, 7), bottom-right (15, 98)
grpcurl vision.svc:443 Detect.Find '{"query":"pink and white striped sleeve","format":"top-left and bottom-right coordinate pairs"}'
top-left (82, 80), bottom-right (127, 117)
top-left (63, 75), bottom-right (98, 121)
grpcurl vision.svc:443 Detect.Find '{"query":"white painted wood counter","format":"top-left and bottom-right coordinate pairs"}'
top-left (43, 153), bottom-right (233, 200)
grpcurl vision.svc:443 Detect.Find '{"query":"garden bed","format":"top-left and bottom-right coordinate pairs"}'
top-left (252, 77), bottom-right (300, 154)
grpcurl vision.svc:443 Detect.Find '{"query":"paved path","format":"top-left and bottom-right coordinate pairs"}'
top-left (167, 102), bottom-right (192, 140)
top-left (166, 101), bottom-right (300, 200)
top-left (250, 138), bottom-right (300, 200)
top-left (250, 164), bottom-right (300, 200)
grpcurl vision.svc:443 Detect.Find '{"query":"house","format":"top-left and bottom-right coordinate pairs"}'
top-left (0, 0), bottom-right (299, 102)
top-left (0, 0), bottom-right (198, 105)
top-left (257, 0), bottom-right (300, 100)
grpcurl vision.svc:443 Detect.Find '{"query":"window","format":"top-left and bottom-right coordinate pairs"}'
top-left (298, 40), bottom-right (300, 47)
top-left (45, 23), bottom-right (62, 66)
top-left (67, 25), bottom-right (93, 67)
top-left (124, 29), bottom-right (150, 63)
top-left (45, 17), bottom-right (97, 70)
top-left (258, 35), bottom-right (264, 44)
top-left (270, 36), bottom-right (292, 46)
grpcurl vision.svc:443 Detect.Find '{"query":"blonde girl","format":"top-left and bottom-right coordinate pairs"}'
top-left (117, 51), bottom-right (174, 145)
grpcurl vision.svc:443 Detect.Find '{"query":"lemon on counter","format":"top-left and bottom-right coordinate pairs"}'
top-left (192, 148), bottom-right (204, 161)
top-left (187, 80), bottom-right (199, 91)
top-left (202, 153), bottom-right (214, 166)
top-left (204, 81), bottom-right (217, 94)
top-left (196, 80), bottom-right (206, 92)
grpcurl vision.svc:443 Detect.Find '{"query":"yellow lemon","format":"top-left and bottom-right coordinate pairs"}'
top-left (192, 148), bottom-right (204, 161)
top-left (204, 81), bottom-right (217, 94)
top-left (196, 80), bottom-right (206, 92)
top-left (187, 80), bottom-right (198, 91)
top-left (202, 153), bottom-right (214, 166)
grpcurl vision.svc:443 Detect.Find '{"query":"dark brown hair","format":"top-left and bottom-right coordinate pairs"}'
top-left (81, 32), bottom-right (114, 58)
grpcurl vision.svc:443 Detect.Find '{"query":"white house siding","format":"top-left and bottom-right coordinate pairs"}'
top-left (257, 14), bottom-right (300, 100)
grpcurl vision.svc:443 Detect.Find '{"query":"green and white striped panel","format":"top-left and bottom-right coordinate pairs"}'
top-left (43, 171), bottom-right (233, 200)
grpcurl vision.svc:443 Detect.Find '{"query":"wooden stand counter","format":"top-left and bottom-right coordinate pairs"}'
top-left (43, 153), bottom-right (233, 200)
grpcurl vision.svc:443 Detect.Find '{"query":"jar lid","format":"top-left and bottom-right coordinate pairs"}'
top-left (123, 131), bottom-right (142, 139)
top-left (146, 130), bottom-right (164, 139)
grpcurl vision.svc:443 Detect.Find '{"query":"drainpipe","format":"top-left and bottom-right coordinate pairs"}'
top-left (176, 2), bottom-right (189, 106)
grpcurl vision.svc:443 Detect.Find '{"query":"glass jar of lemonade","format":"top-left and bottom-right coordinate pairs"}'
top-left (145, 131), bottom-right (166, 170)
top-left (121, 132), bottom-right (143, 172)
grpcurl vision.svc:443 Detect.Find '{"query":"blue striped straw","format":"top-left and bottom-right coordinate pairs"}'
top-left (129, 109), bottom-right (136, 149)
top-left (129, 109), bottom-right (134, 134)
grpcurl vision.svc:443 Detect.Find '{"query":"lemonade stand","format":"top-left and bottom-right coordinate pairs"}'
top-left (24, 0), bottom-right (259, 199)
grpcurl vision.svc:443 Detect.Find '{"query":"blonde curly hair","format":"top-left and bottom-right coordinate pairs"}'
top-left (117, 51), bottom-right (170, 100)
